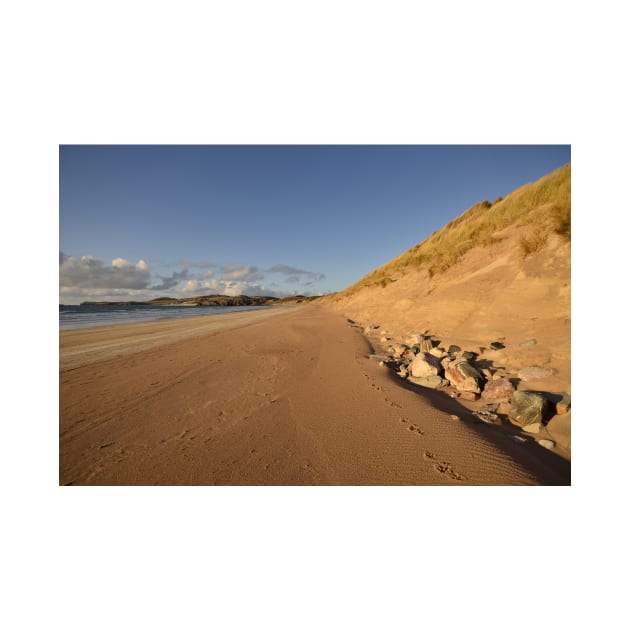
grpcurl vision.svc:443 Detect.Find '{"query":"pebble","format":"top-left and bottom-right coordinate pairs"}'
top-left (472, 411), bottom-right (498, 424)
top-left (538, 439), bottom-right (556, 450)
top-left (518, 366), bottom-right (557, 381)
top-left (519, 338), bottom-right (537, 347)
top-left (510, 435), bottom-right (527, 444)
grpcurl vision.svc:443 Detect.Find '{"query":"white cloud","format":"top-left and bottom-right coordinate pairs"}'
top-left (59, 252), bottom-right (325, 303)
top-left (183, 279), bottom-right (220, 293)
top-left (267, 264), bottom-right (325, 282)
top-left (60, 252), bottom-right (151, 289)
top-left (220, 264), bottom-right (264, 282)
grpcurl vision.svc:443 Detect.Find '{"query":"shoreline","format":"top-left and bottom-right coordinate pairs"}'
top-left (59, 305), bottom-right (298, 371)
top-left (60, 305), bottom-right (570, 485)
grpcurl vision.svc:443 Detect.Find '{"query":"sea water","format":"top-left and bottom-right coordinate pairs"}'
top-left (59, 304), bottom-right (271, 331)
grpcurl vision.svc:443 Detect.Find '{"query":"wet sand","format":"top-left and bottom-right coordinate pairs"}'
top-left (59, 305), bottom-right (570, 485)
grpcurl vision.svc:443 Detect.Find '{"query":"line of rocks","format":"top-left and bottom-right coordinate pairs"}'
top-left (366, 328), bottom-right (570, 450)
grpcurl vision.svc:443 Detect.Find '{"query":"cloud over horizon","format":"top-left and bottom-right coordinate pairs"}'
top-left (59, 252), bottom-right (151, 289)
top-left (267, 264), bottom-right (325, 282)
top-left (59, 252), bottom-right (326, 302)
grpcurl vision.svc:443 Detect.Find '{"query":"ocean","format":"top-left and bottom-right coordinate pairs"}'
top-left (59, 303), bottom-right (271, 331)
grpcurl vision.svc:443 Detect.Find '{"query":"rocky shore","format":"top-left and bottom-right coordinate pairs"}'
top-left (361, 322), bottom-right (571, 458)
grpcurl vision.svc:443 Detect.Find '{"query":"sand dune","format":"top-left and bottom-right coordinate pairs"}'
top-left (59, 306), bottom-right (570, 485)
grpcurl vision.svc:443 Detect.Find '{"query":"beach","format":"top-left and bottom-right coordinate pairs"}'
top-left (60, 305), bottom-right (570, 485)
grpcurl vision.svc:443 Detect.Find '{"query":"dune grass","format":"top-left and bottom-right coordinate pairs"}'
top-left (337, 163), bottom-right (570, 297)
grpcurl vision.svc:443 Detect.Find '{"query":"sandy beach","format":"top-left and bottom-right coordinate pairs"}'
top-left (60, 305), bottom-right (570, 485)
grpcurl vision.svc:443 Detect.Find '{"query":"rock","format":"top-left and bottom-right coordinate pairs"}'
top-left (481, 377), bottom-right (515, 402)
top-left (405, 333), bottom-right (424, 345)
top-left (490, 341), bottom-right (505, 350)
top-left (538, 439), bottom-right (556, 450)
top-left (419, 338), bottom-right (434, 353)
top-left (508, 391), bottom-right (553, 426)
top-left (458, 391), bottom-right (479, 401)
top-left (396, 368), bottom-right (408, 379)
top-left (408, 352), bottom-right (442, 378)
top-left (390, 343), bottom-right (408, 358)
top-left (510, 435), bottom-right (527, 444)
top-left (519, 338), bottom-right (537, 347)
top-left (481, 368), bottom-right (494, 379)
top-left (458, 350), bottom-right (476, 361)
top-left (518, 366), bottom-right (558, 381)
top-left (380, 336), bottom-right (392, 343)
top-left (408, 375), bottom-right (448, 389)
top-left (449, 414), bottom-right (460, 421)
top-left (556, 394), bottom-right (571, 415)
top-left (448, 345), bottom-right (461, 354)
top-left (472, 410), bottom-right (498, 424)
top-left (522, 422), bottom-right (541, 434)
top-left (369, 354), bottom-right (390, 361)
top-left (497, 402), bottom-right (512, 415)
top-left (444, 359), bottom-right (483, 393)
top-left (403, 348), bottom-right (418, 361)
top-left (429, 347), bottom-right (446, 358)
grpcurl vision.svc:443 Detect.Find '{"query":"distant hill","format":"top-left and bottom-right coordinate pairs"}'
top-left (80, 294), bottom-right (321, 307)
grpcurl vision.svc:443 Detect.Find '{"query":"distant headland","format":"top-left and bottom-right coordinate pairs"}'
top-left (77, 294), bottom-right (322, 307)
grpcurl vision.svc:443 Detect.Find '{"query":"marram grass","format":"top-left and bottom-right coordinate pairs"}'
top-left (338, 163), bottom-right (570, 298)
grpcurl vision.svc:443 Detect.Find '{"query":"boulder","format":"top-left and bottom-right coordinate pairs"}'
top-left (472, 410), bottom-right (498, 424)
top-left (408, 375), bottom-right (448, 389)
top-left (403, 348), bottom-right (418, 361)
top-left (458, 391), bottom-right (479, 401)
top-left (405, 333), bottom-right (424, 345)
top-left (444, 358), bottom-right (483, 393)
top-left (481, 377), bottom-right (515, 402)
top-left (497, 402), bottom-right (512, 415)
top-left (429, 347), bottom-right (446, 358)
top-left (556, 393), bottom-right (571, 415)
top-left (508, 391), bottom-right (553, 426)
top-left (390, 343), bottom-right (408, 358)
top-left (458, 350), bottom-right (476, 361)
top-left (419, 338), bottom-right (434, 353)
top-left (518, 366), bottom-right (558, 381)
top-left (448, 345), bottom-right (461, 354)
top-left (408, 352), bottom-right (442, 378)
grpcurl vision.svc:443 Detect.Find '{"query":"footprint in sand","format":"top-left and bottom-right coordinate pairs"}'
top-left (434, 461), bottom-right (465, 481)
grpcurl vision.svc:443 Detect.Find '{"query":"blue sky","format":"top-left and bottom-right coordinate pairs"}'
top-left (59, 145), bottom-right (570, 303)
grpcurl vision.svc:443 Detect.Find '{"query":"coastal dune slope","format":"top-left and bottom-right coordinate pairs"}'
top-left (327, 164), bottom-right (571, 455)
top-left (59, 307), bottom-right (568, 485)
